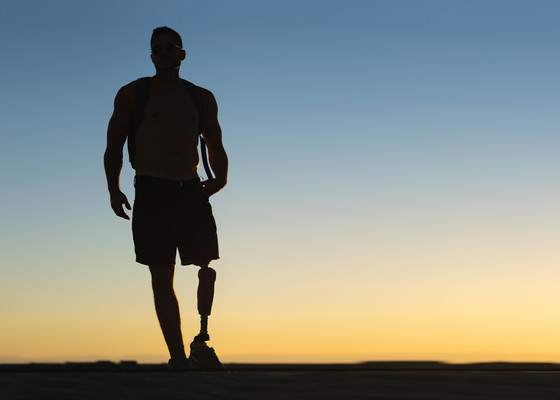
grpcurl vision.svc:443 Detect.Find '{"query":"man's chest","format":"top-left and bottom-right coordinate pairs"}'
top-left (142, 86), bottom-right (199, 128)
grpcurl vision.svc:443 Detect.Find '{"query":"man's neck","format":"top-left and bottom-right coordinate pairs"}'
top-left (153, 69), bottom-right (181, 84)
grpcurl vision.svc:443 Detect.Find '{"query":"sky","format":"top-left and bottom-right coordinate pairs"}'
top-left (0, 0), bottom-right (559, 364)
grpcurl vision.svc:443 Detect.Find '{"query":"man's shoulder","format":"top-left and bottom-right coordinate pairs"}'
top-left (180, 80), bottom-right (217, 113)
top-left (112, 80), bottom-right (139, 110)
top-left (115, 77), bottom-right (152, 104)
top-left (116, 80), bottom-right (136, 98)
top-left (181, 79), bottom-right (213, 97)
top-left (121, 77), bottom-right (150, 92)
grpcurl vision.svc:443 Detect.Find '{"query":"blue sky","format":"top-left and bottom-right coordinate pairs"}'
top-left (1, 0), bottom-right (559, 362)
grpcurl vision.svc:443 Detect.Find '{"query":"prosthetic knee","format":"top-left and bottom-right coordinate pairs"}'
top-left (194, 266), bottom-right (216, 342)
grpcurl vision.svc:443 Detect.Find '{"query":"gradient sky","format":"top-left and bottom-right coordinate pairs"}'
top-left (1, 0), bottom-right (559, 363)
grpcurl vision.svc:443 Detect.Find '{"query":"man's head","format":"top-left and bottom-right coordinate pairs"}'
top-left (150, 27), bottom-right (186, 73)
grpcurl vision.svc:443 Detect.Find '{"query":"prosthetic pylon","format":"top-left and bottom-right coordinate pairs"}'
top-left (193, 265), bottom-right (216, 342)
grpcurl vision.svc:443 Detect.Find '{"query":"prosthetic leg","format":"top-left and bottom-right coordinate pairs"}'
top-left (193, 265), bottom-right (216, 342)
top-left (189, 265), bottom-right (224, 370)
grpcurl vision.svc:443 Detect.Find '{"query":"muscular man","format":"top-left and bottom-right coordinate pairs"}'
top-left (104, 27), bottom-right (228, 370)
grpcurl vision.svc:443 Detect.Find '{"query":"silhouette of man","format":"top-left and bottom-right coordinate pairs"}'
top-left (104, 27), bottom-right (228, 370)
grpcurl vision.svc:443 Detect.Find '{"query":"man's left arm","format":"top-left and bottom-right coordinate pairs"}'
top-left (200, 89), bottom-right (228, 197)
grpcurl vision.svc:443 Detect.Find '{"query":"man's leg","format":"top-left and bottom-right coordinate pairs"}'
top-left (149, 264), bottom-right (186, 360)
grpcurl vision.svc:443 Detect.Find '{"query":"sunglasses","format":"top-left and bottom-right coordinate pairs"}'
top-left (151, 42), bottom-right (183, 55)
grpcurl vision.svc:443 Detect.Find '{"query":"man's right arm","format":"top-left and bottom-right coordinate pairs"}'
top-left (104, 83), bottom-right (134, 219)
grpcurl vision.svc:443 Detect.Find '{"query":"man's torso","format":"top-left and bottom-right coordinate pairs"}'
top-left (133, 79), bottom-right (201, 181)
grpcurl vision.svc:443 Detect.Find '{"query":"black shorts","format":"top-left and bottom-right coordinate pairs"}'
top-left (132, 176), bottom-right (219, 267)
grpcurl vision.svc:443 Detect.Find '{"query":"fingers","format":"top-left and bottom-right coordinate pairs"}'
top-left (201, 186), bottom-right (211, 198)
top-left (202, 186), bottom-right (216, 198)
top-left (110, 192), bottom-right (131, 219)
top-left (201, 180), bottom-right (222, 198)
top-left (118, 209), bottom-right (131, 220)
top-left (112, 204), bottom-right (130, 220)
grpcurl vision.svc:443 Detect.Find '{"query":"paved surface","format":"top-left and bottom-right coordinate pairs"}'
top-left (2, 363), bottom-right (560, 399)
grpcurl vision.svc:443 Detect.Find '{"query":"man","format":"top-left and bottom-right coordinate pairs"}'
top-left (104, 27), bottom-right (228, 370)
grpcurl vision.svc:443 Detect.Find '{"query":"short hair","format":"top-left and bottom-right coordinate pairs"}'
top-left (151, 26), bottom-right (183, 48)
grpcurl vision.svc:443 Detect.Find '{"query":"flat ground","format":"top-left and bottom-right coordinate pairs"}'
top-left (2, 363), bottom-right (560, 399)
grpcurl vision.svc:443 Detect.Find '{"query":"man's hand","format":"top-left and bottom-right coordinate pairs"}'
top-left (110, 190), bottom-right (131, 220)
top-left (201, 179), bottom-right (226, 198)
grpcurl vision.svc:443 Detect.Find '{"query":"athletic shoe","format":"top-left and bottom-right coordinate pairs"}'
top-left (168, 356), bottom-right (190, 371)
top-left (189, 341), bottom-right (225, 371)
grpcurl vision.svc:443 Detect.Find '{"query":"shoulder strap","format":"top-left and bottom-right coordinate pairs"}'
top-left (127, 77), bottom-right (151, 168)
top-left (181, 79), bottom-right (213, 181)
top-left (181, 79), bottom-right (205, 129)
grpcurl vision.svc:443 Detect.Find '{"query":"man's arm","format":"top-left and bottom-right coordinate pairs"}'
top-left (103, 83), bottom-right (134, 219)
top-left (200, 89), bottom-right (228, 197)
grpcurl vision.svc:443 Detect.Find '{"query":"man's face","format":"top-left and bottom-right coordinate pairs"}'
top-left (150, 35), bottom-right (185, 72)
